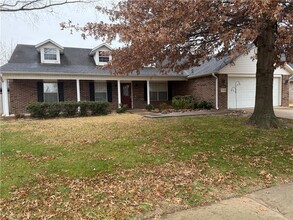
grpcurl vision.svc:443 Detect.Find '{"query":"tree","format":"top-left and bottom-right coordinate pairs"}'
top-left (62, 0), bottom-right (293, 128)
top-left (0, 0), bottom-right (91, 12)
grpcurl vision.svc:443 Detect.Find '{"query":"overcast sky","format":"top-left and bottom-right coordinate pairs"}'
top-left (0, 0), bottom-right (121, 51)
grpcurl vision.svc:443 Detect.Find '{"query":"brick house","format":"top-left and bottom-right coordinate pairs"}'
top-left (1, 39), bottom-right (292, 116)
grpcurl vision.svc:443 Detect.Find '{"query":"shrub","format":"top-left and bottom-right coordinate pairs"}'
top-left (172, 95), bottom-right (194, 109)
top-left (197, 100), bottom-right (213, 109)
top-left (26, 102), bottom-right (47, 118)
top-left (26, 101), bottom-right (110, 118)
top-left (116, 104), bottom-right (128, 114)
top-left (62, 101), bottom-right (78, 117)
top-left (159, 102), bottom-right (171, 110)
top-left (46, 103), bottom-right (61, 118)
top-left (88, 101), bottom-right (109, 115)
top-left (78, 101), bottom-right (88, 116)
top-left (145, 104), bottom-right (154, 111)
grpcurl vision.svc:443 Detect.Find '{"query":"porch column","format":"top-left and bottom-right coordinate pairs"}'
top-left (2, 79), bottom-right (9, 116)
top-left (76, 79), bottom-right (81, 102)
top-left (147, 80), bottom-right (150, 105)
top-left (117, 79), bottom-right (121, 107)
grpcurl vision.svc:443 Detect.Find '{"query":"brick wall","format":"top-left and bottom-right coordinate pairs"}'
top-left (281, 75), bottom-right (290, 107)
top-left (186, 76), bottom-right (217, 108)
top-left (64, 80), bottom-right (77, 101)
top-left (109, 81), bottom-right (118, 109)
top-left (218, 74), bottom-right (228, 109)
top-left (9, 79), bottom-right (39, 114)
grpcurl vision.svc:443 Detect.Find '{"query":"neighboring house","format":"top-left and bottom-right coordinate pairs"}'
top-left (0, 39), bottom-right (292, 116)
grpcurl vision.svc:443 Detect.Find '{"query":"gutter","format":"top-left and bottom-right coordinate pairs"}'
top-left (212, 73), bottom-right (219, 110)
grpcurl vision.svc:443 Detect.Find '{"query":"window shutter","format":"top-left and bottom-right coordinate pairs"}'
top-left (144, 82), bottom-right (147, 101)
top-left (58, 82), bottom-right (64, 102)
top-left (37, 81), bottom-right (44, 102)
top-left (89, 81), bottom-right (95, 101)
top-left (107, 82), bottom-right (112, 102)
top-left (168, 81), bottom-right (173, 101)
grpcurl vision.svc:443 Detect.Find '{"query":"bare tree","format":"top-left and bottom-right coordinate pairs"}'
top-left (0, 41), bottom-right (16, 65)
top-left (0, 0), bottom-right (93, 12)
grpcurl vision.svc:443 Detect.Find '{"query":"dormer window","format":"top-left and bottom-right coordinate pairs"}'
top-left (90, 43), bottom-right (112, 66)
top-left (98, 51), bottom-right (110, 63)
top-left (35, 39), bottom-right (63, 64)
top-left (44, 48), bottom-right (57, 61)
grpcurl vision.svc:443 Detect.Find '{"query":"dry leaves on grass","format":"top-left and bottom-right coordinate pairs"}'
top-left (0, 158), bottom-right (248, 220)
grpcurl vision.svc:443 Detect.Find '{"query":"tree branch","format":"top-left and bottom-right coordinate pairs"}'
top-left (0, 0), bottom-right (91, 12)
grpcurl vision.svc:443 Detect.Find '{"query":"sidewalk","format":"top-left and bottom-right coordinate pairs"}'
top-left (161, 183), bottom-right (293, 220)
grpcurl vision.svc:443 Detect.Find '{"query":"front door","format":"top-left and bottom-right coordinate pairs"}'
top-left (121, 83), bottom-right (132, 108)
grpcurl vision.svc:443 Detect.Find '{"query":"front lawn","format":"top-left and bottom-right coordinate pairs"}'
top-left (0, 114), bottom-right (292, 219)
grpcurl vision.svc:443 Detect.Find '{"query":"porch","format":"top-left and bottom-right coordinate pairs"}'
top-left (2, 77), bottom-right (187, 115)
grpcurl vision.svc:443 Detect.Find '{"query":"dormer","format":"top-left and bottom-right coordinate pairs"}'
top-left (89, 43), bottom-right (112, 66)
top-left (35, 39), bottom-right (64, 64)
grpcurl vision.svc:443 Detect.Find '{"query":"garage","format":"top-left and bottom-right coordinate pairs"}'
top-left (228, 77), bottom-right (281, 109)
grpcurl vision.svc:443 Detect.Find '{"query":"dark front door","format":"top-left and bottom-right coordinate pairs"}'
top-left (121, 83), bottom-right (132, 108)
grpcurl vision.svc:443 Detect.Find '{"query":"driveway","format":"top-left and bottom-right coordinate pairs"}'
top-left (243, 107), bottom-right (293, 120)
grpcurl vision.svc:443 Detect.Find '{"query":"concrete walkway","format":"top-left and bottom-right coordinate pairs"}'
top-left (243, 107), bottom-right (293, 120)
top-left (161, 184), bottom-right (293, 220)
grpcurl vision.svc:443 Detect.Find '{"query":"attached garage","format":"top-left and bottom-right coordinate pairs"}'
top-left (227, 76), bottom-right (281, 109)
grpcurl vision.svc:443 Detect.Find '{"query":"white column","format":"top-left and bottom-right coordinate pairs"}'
top-left (2, 79), bottom-right (9, 116)
top-left (76, 79), bottom-right (81, 102)
top-left (117, 79), bottom-right (121, 107)
top-left (147, 80), bottom-right (150, 105)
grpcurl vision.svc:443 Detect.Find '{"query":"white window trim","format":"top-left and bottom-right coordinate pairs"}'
top-left (150, 82), bottom-right (168, 101)
top-left (41, 47), bottom-right (60, 64)
top-left (94, 81), bottom-right (108, 102)
top-left (43, 82), bottom-right (59, 103)
top-left (97, 50), bottom-right (112, 65)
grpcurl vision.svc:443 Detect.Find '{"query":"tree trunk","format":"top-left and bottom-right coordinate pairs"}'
top-left (249, 21), bottom-right (279, 129)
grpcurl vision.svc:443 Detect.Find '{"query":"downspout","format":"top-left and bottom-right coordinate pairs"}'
top-left (212, 73), bottom-right (219, 110)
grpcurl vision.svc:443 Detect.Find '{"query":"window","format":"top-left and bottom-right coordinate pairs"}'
top-left (95, 82), bottom-right (107, 101)
top-left (98, 51), bottom-right (110, 63)
top-left (150, 82), bottom-right (168, 101)
top-left (43, 83), bottom-right (58, 103)
top-left (44, 48), bottom-right (57, 61)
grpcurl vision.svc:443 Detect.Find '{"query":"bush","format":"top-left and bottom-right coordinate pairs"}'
top-left (62, 101), bottom-right (78, 117)
top-left (159, 102), bottom-right (171, 110)
top-left (26, 102), bottom-right (47, 118)
top-left (145, 104), bottom-right (154, 111)
top-left (197, 100), bottom-right (213, 109)
top-left (26, 101), bottom-right (110, 118)
top-left (46, 103), bottom-right (61, 118)
top-left (172, 95), bottom-right (194, 109)
top-left (116, 104), bottom-right (128, 114)
top-left (88, 101), bottom-right (109, 115)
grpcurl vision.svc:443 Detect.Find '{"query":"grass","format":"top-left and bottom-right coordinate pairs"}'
top-left (0, 114), bottom-right (292, 219)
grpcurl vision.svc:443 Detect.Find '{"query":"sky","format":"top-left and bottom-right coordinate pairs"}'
top-left (0, 0), bottom-right (121, 62)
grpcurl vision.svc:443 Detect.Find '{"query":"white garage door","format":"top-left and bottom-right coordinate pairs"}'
top-left (228, 77), bottom-right (281, 109)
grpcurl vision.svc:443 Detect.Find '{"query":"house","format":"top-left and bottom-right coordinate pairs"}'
top-left (0, 39), bottom-right (292, 116)
top-left (289, 71), bottom-right (293, 107)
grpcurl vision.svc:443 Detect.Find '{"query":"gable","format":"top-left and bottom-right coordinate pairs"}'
top-left (219, 49), bottom-right (291, 76)
top-left (93, 46), bottom-right (112, 66)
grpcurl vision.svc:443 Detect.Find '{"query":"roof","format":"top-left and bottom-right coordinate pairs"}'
top-left (1, 44), bottom-right (186, 77)
top-left (89, 43), bottom-right (112, 56)
top-left (186, 56), bottom-right (232, 78)
top-left (35, 39), bottom-right (64, 53)
top-left (289, 74), bottom-right (293, 82)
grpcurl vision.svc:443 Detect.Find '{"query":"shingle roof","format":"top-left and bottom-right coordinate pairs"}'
top-left (186, 56), bottom-right (232, 78)
top-left (0, 44), bottom-right (186, 77)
